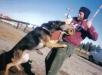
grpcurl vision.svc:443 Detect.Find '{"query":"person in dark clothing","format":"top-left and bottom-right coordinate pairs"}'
top-left (45, 7), bottom-right (98, 75)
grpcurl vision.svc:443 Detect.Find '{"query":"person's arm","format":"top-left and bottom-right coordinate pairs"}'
top-left (87, 21), bottom-right (98, 41)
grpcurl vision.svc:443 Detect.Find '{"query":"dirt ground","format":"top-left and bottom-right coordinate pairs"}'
top-left (0, 21), bottom-right (102, 75)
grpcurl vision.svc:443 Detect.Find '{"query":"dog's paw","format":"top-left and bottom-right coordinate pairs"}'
top-left (61, 44), bottom-right (67, 48)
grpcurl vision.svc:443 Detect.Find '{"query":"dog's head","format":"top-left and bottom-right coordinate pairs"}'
top-left (41, 21), bottom-right (66, 33)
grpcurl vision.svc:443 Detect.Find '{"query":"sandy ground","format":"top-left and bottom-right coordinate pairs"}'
top-left (0, 21), bottom-right (25, 51)
top-left (0, 21), bottom-right (102, 75)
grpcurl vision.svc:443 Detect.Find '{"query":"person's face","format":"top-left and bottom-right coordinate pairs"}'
top-left (77, 11), bottom-right (85, 20)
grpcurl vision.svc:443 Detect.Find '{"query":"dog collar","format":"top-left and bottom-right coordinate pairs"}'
top-left (42, 27), bottom-right (50, 33)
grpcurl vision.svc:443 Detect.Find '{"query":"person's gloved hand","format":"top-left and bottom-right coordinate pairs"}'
top-left (87, 21), bottom-right (92, 28)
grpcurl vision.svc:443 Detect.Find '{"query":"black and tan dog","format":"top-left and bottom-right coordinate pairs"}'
top-left (0, 21), bottom-right (67, 75)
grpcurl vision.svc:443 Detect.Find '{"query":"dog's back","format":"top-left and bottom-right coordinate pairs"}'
top-left (11, 27), bottom-right (50, 51)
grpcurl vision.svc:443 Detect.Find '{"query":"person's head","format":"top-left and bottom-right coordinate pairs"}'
top-left (78, 7), bottom-right (91, 20)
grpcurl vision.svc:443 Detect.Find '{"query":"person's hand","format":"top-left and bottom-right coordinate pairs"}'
top-left (87, 21), bottom-right (92, 28)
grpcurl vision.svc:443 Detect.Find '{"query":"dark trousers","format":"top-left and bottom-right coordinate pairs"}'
top-left (45, 41), bottom-right (74, 75)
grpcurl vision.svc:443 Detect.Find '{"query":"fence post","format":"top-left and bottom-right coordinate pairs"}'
top-left (23, 24), bottom-right (28, 32)
top-left (16, 22), bottom-right (20, 29)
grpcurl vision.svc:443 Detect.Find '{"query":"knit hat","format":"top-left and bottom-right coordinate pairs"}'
top-left (79, 7), bottom-right (91, 19)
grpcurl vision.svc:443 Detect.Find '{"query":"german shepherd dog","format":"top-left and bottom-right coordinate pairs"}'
top-left (0, 21), bottom-right (67, 75)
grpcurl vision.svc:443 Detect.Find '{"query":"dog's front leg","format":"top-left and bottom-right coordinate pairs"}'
top-left (44, 36), bottom-right (67, 48)
top-left (45, 40), bottom-right (67, 48)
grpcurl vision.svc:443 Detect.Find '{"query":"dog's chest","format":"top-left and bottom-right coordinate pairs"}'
top-left (21, 50), bottom-right (30, 63)
top-left (19, 41), bottom-right (44, 63)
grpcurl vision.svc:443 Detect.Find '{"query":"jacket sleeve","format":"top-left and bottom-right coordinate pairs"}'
top-left (87, 26), bottom-right (98, 41)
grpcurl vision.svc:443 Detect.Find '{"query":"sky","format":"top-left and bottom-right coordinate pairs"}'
top-left (0, 0), bottom-right (102, 48)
